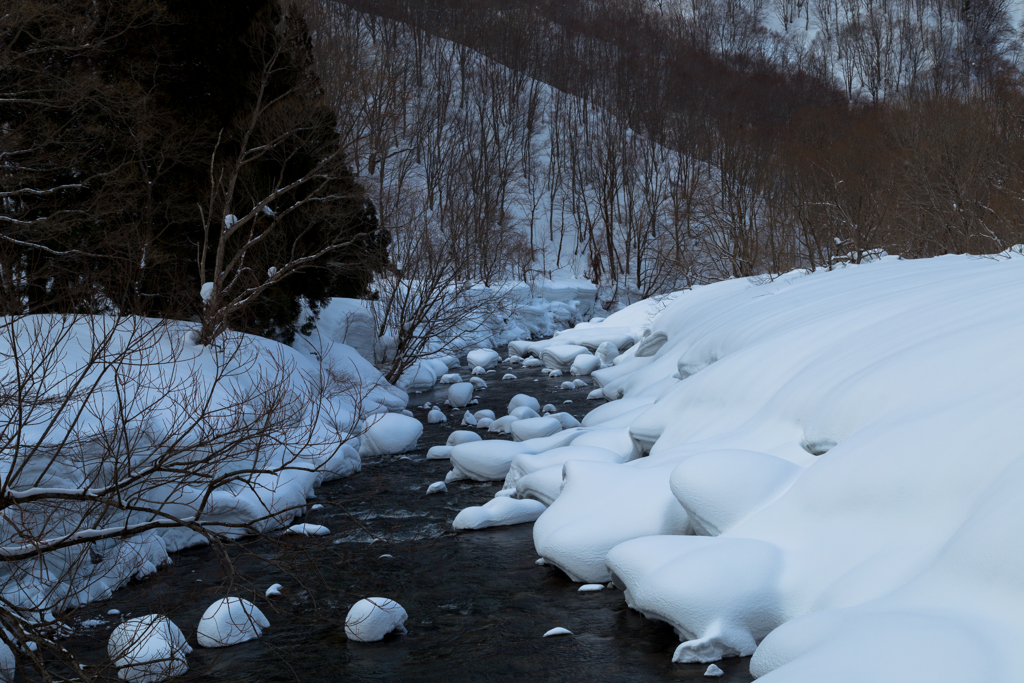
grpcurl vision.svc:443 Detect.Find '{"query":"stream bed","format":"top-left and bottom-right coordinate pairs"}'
top-left (66, 349), bottom-right (754, 682)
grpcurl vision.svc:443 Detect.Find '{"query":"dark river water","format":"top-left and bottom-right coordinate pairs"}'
top-left (65, 349), bottom-right (754, 682)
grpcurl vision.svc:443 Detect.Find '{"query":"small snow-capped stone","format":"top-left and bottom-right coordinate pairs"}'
top-left (578, 584), bottom-right (604, 592)
top-left (447, 430), bottom-right (482, 447)
top-left (107, 609), bottom-right (121, 616)
top-left (469, 376), bottom-right (487, 389)
top-left (309, 504), bottom-right (324, 512)
top-left (543, 627), bottom-right (573, 637)
top-left (506, 355), bottom-right (524, 364)
top-left (547, 369), bottom-right (563, 378)
top-left (503, 374), bottom-right (517, 380)
top-left (523, 358), bottom-right (543, 368)
top-left (476, 417), bottom-right (494, 429)
top-left (424, 402), bottom-right (432, 409)
top-left (345, 598), bottom-right (408, 642)
top-left (560, 381), bottom-right (574, 390)
top-left (461, 411), bottom-right (478, 427)
top-left (427, 408), bottom-right (447, 424)
top-left (475, 410), bottom-right (496, 420)
top-left (535, 558), bottom-right (547, 565)
top-left (108, 615), bottom-right (191, 683)
top-left (439, 373), bottom-right (462, 384)
top-left (287, 523), bottom-right (329, 536)
top-left (265, 584), bottom-right (283, 598)
top-left (542, 404), bottom-right (556, 414)
top-left (705, 664), bottom-right (725, 677)
top-left (379, 554), bottom-right (393, 559)
top-left (472, 366), bottom-right (487, 375)
top-left (573, 379), bottom-right (587, 388)
top-left (426, 481), bottom-right (447, 495)
top-left (563, 400), bottom-right (573, 404)
top-left (587, 389), bottom-right (604, 400)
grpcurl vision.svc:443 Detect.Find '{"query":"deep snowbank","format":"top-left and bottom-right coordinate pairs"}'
top-left (522, 253), bottom-right (1024, 680)
top-left (0, 314), bottom-right (407, 625)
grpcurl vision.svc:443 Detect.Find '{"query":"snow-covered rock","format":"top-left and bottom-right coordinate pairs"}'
top-left (507, 394), bottom-right (541, 414)
top-left (426, 481), bottom-right (447, 495)
top-left (426, 445), bottom-right (453, 460)
top-left (439, 373), bottom-right (463, 384)
top-left (265, 584), bottom-right (282, 598)
top-left (453, 497), bottom-right (547, 530)
top-left (287, 524), bottom-right (329, 536)
top-left (196, 598), bottom-right (269, 648)
top-left (502, 373), bottom-right (518, 380)
top-left (543, 627), bottom-right (573, 637)
top-left (344, 598), bottom-right (408, 642)
top-left (461, 411), bottom-right (478, 427)
top-left (358, 413), bottom-right (422, 456)
top-left (447, 382), bottom-right (474, 408)
top-left (446, 430), bottom-right (482, 447)
top-left (467, 348), bottom-right (501, 370)
top-left (472, 365), bottom-right (487, 375)
top-left (426, 408), bottom-right (447, 424)
top-left (509, 406), bottom-right (541, 420)
top-left (108, 615), bottom-right (191, 683)
top-left (570, 353), bottom-right (601, 376)
top-left (510, 417), bottom-right (563, 442)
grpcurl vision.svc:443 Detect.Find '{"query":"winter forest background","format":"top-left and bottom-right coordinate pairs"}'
top-left (5, 0), bottom-right (1024, 680)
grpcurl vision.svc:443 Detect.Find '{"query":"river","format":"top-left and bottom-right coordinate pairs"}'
top-left (65, 348), bottom-right (754, 682)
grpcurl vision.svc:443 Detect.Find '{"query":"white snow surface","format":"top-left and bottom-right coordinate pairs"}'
top-left (527, 252), bottom-right (1024, 680)
top-left (358, 413), bottom-right (422, 456)
top-left (108, 615), bottom-right (191, 682)
top-left (453, 497), bottom-right (547, 530)
top-left (344, 598), bottom-right (408, 642)
top-left (196, 598), bottom-right (269, 648)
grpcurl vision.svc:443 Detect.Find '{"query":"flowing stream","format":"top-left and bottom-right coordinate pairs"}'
top-left (66, 348), bottom-right (754, 682)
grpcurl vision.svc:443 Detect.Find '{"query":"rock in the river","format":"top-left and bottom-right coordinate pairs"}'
top-left (197, 598), bottom-right (269, 648)
top-left (345, 598), bottom-right (408, 642)
top-left (108, 615), bottom-right (191, 682)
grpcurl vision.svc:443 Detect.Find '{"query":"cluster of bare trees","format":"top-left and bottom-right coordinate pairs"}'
top-left (304, 0), bottom-right (1024, 304)
top-left (0, 311), bottom-right (374, 680)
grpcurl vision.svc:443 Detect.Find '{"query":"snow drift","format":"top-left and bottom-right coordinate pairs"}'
top-left (524, 252), bottom-right (1024, 680)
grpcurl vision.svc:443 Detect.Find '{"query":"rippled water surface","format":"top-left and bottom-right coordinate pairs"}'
top-left (67, 350), bottom-right (754, 682)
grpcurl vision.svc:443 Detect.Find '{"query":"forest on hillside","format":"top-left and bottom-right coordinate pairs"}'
top-left (308, 0), bottom-right (1024, 302)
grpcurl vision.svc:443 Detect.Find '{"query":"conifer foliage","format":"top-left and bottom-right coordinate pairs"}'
top-left (0, 0), bottom-right (387, 342)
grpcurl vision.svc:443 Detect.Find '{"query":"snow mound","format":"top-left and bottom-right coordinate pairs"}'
top-left (453, 497), bottom-right (547, 530)
top-left (287, 524), bottom-right (329, 536)
top-left (579, 584), bottom-right (605, 592)
top-left (426, 445), bottom-right (452, 460)
top-left (426, 481), bottom-right (447, 495)
top-left (469, 376), bottom-right (487, 389)
top-left (523, 357), bottom-right (544, 368)
top-left (570, 353), bottom-right (601, 376)
top-left (447, 382), bottom-right (474, 408)
top-left (265, 584), bottom-right (282, 597)
top-left (108, 615), bottom-right (191, 683)
top-left (705, 664), bottom-right (724, 677)
top-left (427, 408), bottom-right (447, 424)
top-left (510, 406), bottom-right (541, 420)
top-left (508, 394), bottom-right (542, 414)
top-left (345, 598), bottom-right (408, 642)
top-left (439, 373), bottom-right (462, 384)
top-left (587, 389), bottom-right (604, 400)
top-left (446, 430), bottom-right (482, 447)
top-left (540, 345), bottom-right (590, 371)
top-left (467, 348), bottom-right (500, 369)
top-left (196, 598), bottom-right (269, 648)
top-left (502, 373), bottom-right (517, 380)
top-left (359, 413), bottom-right (422, 456)
top-left (543, 627), bottom-right (573, 637)
top-left (461, 411), bottom-right (478, 427)
top-left (510, 417), bottom-right (563, 442)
